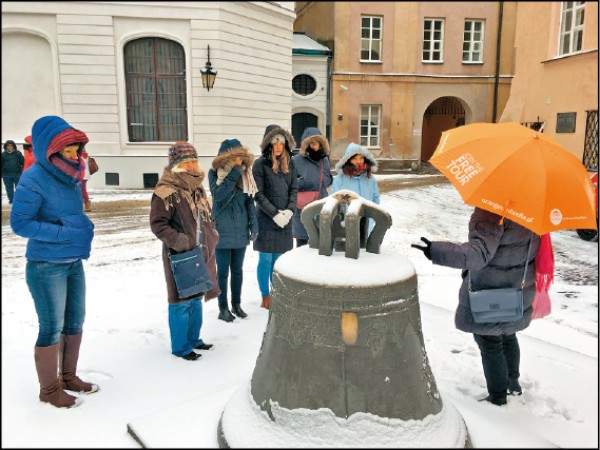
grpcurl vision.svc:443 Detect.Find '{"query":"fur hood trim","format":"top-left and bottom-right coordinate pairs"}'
top-left (211, 146), bottom-right (254, 170)
top-left (259, 126), bottom-right (295, 156)
top-left (299, 134), bottom-right (330, 156)
top-left (334, 142), bottom-right (378, 172)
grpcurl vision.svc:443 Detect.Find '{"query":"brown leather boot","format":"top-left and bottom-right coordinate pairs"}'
top-left (60, 333), bottom-right (99, 394)
top-left (34, 344), bottom-right (80, 408)
top-left (261, 295), bottom-right (271, 309)
top-left (84, 201), bottom-right (92, 212)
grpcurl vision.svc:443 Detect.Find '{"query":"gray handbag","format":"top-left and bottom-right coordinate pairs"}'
top-left (468, 236), bottom-right (533, 324)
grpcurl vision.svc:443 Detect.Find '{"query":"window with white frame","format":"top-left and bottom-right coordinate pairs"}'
top-left (360, 105), bottom-right (381, 148)
top-left (463, 20), bottom-right (484, 63)
top-left (423, 18), bottom-right (444, 62)
top-left (124, 37), bottom-right (188, 142)
top-left (559, 1), bottom-right (585, 56)
top-left (361, 16), bottom-right (383, 62)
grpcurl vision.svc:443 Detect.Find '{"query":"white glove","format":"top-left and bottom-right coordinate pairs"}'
top-left (273, 211), bottom-right (289, 228)
top-left (281, 209), bottom-right (293, 221)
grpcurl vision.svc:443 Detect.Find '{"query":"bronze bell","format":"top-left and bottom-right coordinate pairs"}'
top-left (218, 192), bottom-right (470, 447)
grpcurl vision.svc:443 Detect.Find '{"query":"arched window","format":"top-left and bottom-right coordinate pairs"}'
top-left (124, 38), bottom-right (188, 142)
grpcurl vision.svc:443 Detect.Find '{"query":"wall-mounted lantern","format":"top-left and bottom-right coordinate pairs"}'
top-left (201, 45), bottom-right (217, 92)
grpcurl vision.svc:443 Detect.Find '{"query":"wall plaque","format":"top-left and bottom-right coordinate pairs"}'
top-left (556, 112), bottom-right (576, 133)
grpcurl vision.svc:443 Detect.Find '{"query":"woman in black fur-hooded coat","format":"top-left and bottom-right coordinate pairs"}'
top-left (251, 124), bottom-right (298, 308)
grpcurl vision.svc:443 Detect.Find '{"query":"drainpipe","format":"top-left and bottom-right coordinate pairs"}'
top-left (326, 51), bottom-right (332, 142)
top-left (492, 1), bottom-right (504, 123)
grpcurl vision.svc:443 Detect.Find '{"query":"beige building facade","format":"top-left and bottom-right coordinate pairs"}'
top-left (501, 2), bottom-right (598, 169)
top-left (295, 2), bottom-right (517, 168)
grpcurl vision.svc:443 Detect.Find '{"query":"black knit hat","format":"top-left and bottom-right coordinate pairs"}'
top-left (218, 139), bottom-right (242, 155)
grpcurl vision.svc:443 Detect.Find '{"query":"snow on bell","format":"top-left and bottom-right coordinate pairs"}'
top-left (217, 191), bottom-right (470, 448)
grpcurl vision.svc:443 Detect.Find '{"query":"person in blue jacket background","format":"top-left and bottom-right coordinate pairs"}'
top-left (10, 115), bottom-right (98, 409)
top-left (291, 127), bottom-right (333, 247)
top-left (330, 142), bottom-right (380, 233)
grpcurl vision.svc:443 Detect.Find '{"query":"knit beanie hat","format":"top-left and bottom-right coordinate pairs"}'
top-left (168, 141), bottom-right (198, 169)
top-left (47, 128), bottom-right (89, 159)
top-left (218, 139), bottom-right (242, 155)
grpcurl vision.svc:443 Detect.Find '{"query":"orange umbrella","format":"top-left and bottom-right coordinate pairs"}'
top-left (429, 122), bottom-right (597, 235)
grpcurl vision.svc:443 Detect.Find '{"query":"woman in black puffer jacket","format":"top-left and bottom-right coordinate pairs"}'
top-left (251, 125), bottom-right (298, 309)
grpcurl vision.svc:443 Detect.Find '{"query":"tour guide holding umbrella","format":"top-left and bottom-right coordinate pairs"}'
top-left (411, 122), bottom-right (597, 407)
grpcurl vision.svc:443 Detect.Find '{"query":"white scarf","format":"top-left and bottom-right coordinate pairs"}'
top-left (216, 164), bottom-right (259, 197)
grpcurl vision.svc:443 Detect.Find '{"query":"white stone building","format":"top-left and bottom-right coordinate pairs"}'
top-left (2, 1), bottom-right (295, 189)
top-left (291, 32), bottom-right (331, 150)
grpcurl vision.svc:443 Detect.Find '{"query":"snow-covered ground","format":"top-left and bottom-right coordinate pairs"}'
top-left (1, 177), bottom-right (598, 448)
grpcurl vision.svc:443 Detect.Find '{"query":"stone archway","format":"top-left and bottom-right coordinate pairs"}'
top-left (420, 96), bottom-right (466, 161)
top-left (2, 31), bottom-right (57, 142)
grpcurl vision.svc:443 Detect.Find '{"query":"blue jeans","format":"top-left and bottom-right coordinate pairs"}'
top-left (168, 297), bottom-right (205, 357)
top-left (26, 260), bottom-right (86, 347)
top-left (473, 333), bottom-right (520, 401)
top-left (257, 252), bottom-right (281, 297)
top-left (3, 174), bottom-right (21, 204)
top-left (216, 247), bottom-right (247, 310)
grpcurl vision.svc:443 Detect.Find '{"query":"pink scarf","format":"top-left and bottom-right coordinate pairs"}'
top-left (531, 233), bottom-right (554, 319)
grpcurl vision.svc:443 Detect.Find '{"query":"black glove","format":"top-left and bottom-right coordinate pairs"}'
top-left (249, 228), bottom-right (258, 242)
top-left (411, 237), bottom-right (432, 260)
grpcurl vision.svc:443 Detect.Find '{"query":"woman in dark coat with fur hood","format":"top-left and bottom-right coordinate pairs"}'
top-left (291, 127), bottom-right (333, 247)
top-left (150, 142), bottom-right (219, 361)
top-left (412, 207), bottom-right (540, 406)
top-left (208, 139), bottom-right (259, 322)
top-left (252, 124), bottom-right (298, 309)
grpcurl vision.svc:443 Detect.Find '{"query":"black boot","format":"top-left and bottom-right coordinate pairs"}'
top-left (195, 343), bottom-right (214, 351)
top-left (181, 351), bottom-right (201, 361)
top-left (479, 395), bottom-right (507, 406)
top-left (508, 378), bottom-right (522, 395)
top-left (232, 304), bottom-right (248, 318)
top-left (218, 309), bottom-right (235, 323)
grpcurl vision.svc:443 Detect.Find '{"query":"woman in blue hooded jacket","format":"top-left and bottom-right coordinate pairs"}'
top-left (10, 115), bottom-right (97, 409)
top-left (208, 138), bottom-right (259, 322)
top-left (330, 142), bottom-right (380, 233)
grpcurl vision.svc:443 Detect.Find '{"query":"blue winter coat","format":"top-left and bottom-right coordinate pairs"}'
top-left (208, 166), bottom-right (258, 249)
top-left (330, 172), bottom-right (380, 205)
top-left (430, 207), bottom-right (540, 336)
top-left (10, 116), bottom-right (94, 262)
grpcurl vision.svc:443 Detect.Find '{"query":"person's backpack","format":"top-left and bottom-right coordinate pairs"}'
top-left (88, 157), bottom-right (99, 175)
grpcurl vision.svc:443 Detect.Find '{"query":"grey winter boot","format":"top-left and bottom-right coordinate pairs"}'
top-left (34, 344), bottom-right (81, 408)
top-left (59, 333), bottom-right (99, 394)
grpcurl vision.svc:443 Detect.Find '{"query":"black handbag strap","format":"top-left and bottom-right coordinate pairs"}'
top-left (469, 233), bottom-right (534, 291)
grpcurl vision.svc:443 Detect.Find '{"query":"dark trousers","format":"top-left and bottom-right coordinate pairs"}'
top-left (473, 333), bottom-right (520, 401)
top-left (2, 174), bottom-right (20, 203)
top-left (215, 247), bottom-right (247, 311)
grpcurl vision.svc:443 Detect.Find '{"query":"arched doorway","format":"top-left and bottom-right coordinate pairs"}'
top-left (292, 112), bottom-right (318, 153)
top-left (2, 31), bottom-right (57, 142)
top-left (420, 96), bottom-right (465, 161)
